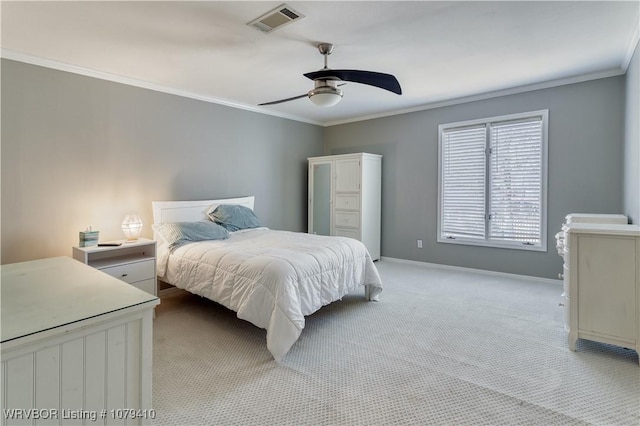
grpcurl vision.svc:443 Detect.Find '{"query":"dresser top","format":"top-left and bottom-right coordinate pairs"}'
top-left (1, 256), bottom-right (159, 343)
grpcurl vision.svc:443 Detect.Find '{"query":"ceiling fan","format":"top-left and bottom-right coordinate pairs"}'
top-left (259, 43), bottom-right (402, 107)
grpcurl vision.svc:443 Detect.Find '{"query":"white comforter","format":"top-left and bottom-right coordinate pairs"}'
top-left (160, 228), bottom-right (383, 361)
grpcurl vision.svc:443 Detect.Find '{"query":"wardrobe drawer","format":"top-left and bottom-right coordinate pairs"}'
top-left (334, 228), bottom-right (360, 240)
top-left (100, 260), bottom-right (155, 284)
top-left (334, 211), bottom-right (360, 228)
top-left (335, 194), bottom-right (360, 211)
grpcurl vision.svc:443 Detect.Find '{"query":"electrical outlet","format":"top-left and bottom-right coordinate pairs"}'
top-left (417, 239), bottom-right (423, 248)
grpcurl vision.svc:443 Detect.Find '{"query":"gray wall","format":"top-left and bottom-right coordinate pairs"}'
top-left (624, 42), bottom-right (640, 224)
top-left (1, 59), bottom-right (324, 264)
top-left (324, 77), bottom-right (625, 279)
top-left (1, 57), bottom-right (631, 280)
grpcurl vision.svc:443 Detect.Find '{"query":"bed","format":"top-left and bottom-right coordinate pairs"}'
top-left (152, 196), bottom-right (383, 361)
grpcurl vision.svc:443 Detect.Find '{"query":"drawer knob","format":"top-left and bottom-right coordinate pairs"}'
top-left (558, 302), bottom-right (565, 307)
top-left (558, 273), bottom-right (564, 279)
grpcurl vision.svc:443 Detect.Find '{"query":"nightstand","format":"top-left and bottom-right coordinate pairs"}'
top-left (72, 238), bottom-right (157, 296)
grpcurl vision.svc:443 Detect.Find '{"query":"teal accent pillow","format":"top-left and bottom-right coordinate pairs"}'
top-left (207, 204), bottom-right (261, 232)
top-left (153, 221), bottom-right (229, 248)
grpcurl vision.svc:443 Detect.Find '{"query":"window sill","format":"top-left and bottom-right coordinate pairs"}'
top-left (437, 236), bottom-right (547, 252)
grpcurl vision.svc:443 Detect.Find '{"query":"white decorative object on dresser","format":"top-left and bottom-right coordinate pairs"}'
top-left (308, 153), bottom-right (381, 260)
top-left (555, 213), bottom-right (629, 258)
top-left (1, 257), bottom-right (159, 425)
top-left (559, 219), bottom-right (640, 364)
top-left (73, 238), bottom-right (157, 296)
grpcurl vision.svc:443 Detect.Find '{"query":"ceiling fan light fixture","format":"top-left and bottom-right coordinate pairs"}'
top-left (257, 43), bottom-right (401, 107)
top-left (308, 84), bottom-right (343, 107)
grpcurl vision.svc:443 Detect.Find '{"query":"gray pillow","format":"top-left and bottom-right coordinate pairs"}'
top-left (207, 204), bottom-right (261, 232)
top-left (153, 221), bottom-right (229, 248)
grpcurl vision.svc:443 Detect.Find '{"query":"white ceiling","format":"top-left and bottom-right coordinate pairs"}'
top-left (2, 1), bottom-right (639, 126)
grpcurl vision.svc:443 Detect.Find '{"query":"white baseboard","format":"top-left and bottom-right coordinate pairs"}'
top-left (380, 257), bottom-right (562, 286)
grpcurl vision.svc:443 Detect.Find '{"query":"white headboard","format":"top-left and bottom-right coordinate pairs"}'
top-left (152, 196), bottom-right (255, 224)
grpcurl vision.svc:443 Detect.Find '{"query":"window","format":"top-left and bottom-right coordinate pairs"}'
top-left (438, 110), bottom-right (548, 251)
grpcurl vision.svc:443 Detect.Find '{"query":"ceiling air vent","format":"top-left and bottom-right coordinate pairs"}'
top-left (248, 4), bottom-right (304, 33)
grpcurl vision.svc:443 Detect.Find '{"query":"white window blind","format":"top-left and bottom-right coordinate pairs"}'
top-left (438, 110), bottom-right (547, 251)
top-left (489, 118), bottom-right (543, 245)
top-left (441, 125), bottom-right (486, 240)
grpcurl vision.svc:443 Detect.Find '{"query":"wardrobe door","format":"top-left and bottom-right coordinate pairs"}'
top-left (335, 158), bottom-right (360, 192)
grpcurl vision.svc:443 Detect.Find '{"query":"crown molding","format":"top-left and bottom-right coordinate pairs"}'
top-left (0, 49), bottom-right (323, 127)
top-left (1, 48), bottom-right (630, 129)
top-left (324, 67), bottom-right (626, 127)
top-left (622, 22), bottom-right (640, 72)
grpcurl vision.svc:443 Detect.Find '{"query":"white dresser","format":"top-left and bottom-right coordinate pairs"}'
top-left (555, 213), bottom-right (629, 330)
top-left (562, 223), bottom-right (640, 363)
top-left (1, 257), bottom-right (160, 425)
top-left (308, 153), bottom-right (382, 260)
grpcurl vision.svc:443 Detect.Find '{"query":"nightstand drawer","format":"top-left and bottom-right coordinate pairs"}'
top-left (334, 211), bottom-right (360, 228)
top-left (100, 260), bottom-right (155, 284)
top-left (131, 278), bottom-right (156, 295)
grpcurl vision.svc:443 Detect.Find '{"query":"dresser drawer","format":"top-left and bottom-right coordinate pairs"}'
top-left (563, 264), bottom-right (570, 297)
top-left (100, 260), bottom-right (155, 284)
top-left (334, 211), bottom-right (360, 228)
top-left (335, 194), bottom-right (360, 211)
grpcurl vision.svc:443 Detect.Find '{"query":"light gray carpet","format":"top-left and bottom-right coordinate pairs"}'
top-left (153, 259), bottom-right (639, 425)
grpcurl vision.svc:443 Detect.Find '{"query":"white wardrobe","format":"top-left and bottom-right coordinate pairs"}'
top-left (308, 153), bottom-right (381, 260)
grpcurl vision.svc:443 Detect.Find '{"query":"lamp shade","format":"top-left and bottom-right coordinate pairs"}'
top-left (121, 212), bottom-right (143, 241)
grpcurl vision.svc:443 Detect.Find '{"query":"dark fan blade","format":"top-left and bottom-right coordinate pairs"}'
top-left (259, 93), bottom-right (308, 106)
top-left (304, 69), bottom-right (401, 95)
